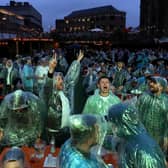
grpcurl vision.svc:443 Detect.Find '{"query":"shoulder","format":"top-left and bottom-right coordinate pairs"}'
top-left (109, 93), bottom-right (121, 99)
top-left (59, 140), bottom-right (90, 168)
top-left (25, 91), bottom-right (39, 100)
top-left (84, 95), bottom-right (98, 104)
top-left (139, 92), bottom-right (150, 99)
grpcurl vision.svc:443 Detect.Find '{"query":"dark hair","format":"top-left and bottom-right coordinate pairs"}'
top-left (70, 115), bottom-right (97, 145)
top-left (97, 76), bottom-right (110, 84)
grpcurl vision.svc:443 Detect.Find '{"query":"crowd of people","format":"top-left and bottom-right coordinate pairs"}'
top-left (0, 46), bottom-right (168, 168)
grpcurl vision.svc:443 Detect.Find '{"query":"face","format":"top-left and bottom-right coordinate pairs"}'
top-left (6, 60), bottom-right (12, 67)
top-left (27, 59), bottom-right (32, 65)
top-left (117, 62), bottom-right (124, 69)
top-left (55, 75), bottom-right (64, 90)
top-left (131, 81), bottom-right (138, 87)
top-left (148, 80), bottom-right (163, 93)
top-left (98, 78), bottom-right (110, 94)
top-left (3, 161), bottom-right (23, 168)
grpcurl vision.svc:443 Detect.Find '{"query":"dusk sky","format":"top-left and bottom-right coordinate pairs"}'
top-left (1, 0), bottom-right (140, 31)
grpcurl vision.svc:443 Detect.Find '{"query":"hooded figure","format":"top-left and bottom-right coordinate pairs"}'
top-left (0, 90), bottom-right (42, 147)
top-left (136, 76), bottom-right (168, 152)
top-left (108, 101), bottom-right (167, 168)
top-left (58, 114), bottom-right (108, 168)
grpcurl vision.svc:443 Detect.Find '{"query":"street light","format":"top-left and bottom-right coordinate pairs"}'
top-left (2, 17), bottom-right (7, 21)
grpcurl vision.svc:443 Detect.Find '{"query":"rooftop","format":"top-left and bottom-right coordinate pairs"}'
top-left (66, 5), bottom-right (125, 18)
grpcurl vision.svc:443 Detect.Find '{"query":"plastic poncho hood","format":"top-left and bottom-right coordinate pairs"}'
top-left (150, 76), bottom-right (167, 90)
top-left (7, 90), bottom-right (29, 110)
top-left (108, 101), bottom-right (145, 138)
top-left (69, 114), bottom-right (107, 150)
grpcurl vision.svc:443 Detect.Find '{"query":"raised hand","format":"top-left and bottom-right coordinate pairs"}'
top-left (49, 51), bottom-right (57, 73)
top-left (77, 50), bottom-right (84, 62)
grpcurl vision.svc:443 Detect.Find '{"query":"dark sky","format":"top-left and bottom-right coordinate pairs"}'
top-left (1, 0), bottom-right (140, 31)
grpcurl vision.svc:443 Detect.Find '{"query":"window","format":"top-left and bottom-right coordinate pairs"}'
top-left (65, 20), bottom-right (69, 24)
top-left (82, 18), bottom-right (85, 22)
top-left (87, 18), bottom-right (90, 22)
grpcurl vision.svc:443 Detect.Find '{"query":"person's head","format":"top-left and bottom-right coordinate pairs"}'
top-left (53, 72), bottom-right (64, 91)
top-left (7, 90), bottom-right (29, 113)
top-left (108, 101), bottom-right (144, 138)
top-left (97, 76), bottom-right (110, 96)
top-left (127, 65), bottom-right (133, 73)
top-left (148, 76), bottom-right (167, 94)
top-left (6, 59), bottom-right (13, 68)
top-left (70, 114), bottom-right (101, 148)
top-left (26, 58), bottom-right (32, 65)
top-left (2, 57), bottom-right (7, 65)
top-left (130, 78), bottom-right (138, 88)
top-left (117, 61), bottom-right (124, 69)
top-left (2, 147), bottom-right (25, 168)
top-left (144, 69), bottom-right (152, 77)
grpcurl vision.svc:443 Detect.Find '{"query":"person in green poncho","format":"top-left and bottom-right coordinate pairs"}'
top-left (136, 76), bottom-right (168, 155)
top-left (58, 114), bottom-right (108, 168)
top-left (82, 76), bottom-right (121, 116)
top-left (0, 89), bottom-right (42, 147)
top-left (112, 61), bottom-right (128, 94)
top-left (40, 50), bottom-right (84, 146)
top-left (107, 102), bottom-right (167, 168)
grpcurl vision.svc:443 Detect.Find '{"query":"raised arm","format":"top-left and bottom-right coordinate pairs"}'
top-left (48, 51), bottom-right (57, 74)
top-left (64, 50), bottom-right (84, 87)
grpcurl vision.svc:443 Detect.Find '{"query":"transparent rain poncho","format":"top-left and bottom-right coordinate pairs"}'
top-left (40, 60), bottom-right (81, 134)
top-left (58, 114), bottom-right (109, 168)
top-left (136, 76), bottom-right (168, 150)
top-left (69, 114), bottom-right (108, 154)
top-left (107, 100), bottom-right (167, 168)
top-left (83, 91), bottom-right (121, 116)
top-left (0, 90), bottom-right (42, 146)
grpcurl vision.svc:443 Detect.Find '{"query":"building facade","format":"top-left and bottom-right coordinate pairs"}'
top-left (140, 0), bottom-right (168, 36)
top-left (56, 5), bottom-right (126, 33)
top-left (0, 1), bottom-right (43, 34)
top-left (0, 8), bottom-right (25, 39)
